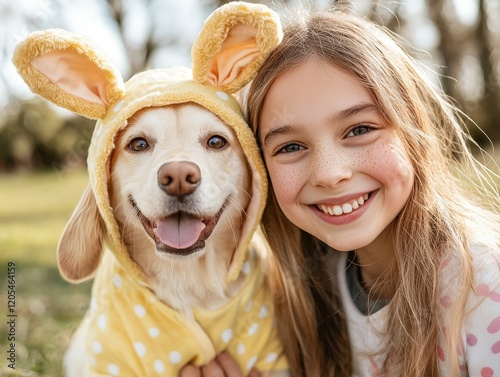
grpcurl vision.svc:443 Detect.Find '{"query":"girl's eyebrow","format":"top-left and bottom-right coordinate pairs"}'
top-left (327, 102), bottom-right (380, 124)
top-left (262, 125), bottom-right (299, 147)
top-left (261, 102), bottom-right (379, 147)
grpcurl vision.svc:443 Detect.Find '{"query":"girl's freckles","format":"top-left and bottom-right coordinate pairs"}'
top-left (272, 166), bottom-right (306, 195)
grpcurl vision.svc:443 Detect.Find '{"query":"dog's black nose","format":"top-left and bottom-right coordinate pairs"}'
top-left (158, 161), bottom-right (201, 198)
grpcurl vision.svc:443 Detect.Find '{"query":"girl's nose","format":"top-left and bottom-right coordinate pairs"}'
top-left (309, 147), bottom-right (352, 188)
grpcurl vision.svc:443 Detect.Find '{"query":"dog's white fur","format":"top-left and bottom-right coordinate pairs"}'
top-left (60, 104), bottom-right (284, 376)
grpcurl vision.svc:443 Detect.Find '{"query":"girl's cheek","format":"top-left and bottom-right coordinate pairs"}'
top-left (268, 163), bottom-right (306, 200)
top-left (364, 137), bottom-right (413, 180)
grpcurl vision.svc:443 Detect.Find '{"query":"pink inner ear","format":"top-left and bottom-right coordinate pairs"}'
top-left (31, 49), bottom-right (108, 105)
top-left (207, 23), bottom-right (259, 88)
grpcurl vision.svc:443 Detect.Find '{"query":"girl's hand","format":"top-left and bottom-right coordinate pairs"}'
top-left (179, 352), bottom-right (262, 377)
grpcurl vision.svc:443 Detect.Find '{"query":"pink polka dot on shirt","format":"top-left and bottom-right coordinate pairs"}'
top-left (466, 333), bottom-right (478, 346)
top-left (481, 367), bottom-right (494, 377)
top-left (492, 340), bottom-right (500, 354)
top-left (487, 317), bottom-right (500, 334)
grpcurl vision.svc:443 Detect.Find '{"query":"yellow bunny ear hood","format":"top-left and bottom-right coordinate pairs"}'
top-left (12, 2), bottom-right (282, 283)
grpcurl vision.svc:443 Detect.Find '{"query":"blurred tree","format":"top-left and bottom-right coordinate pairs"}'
top-left (106, 0), bottom-right (154, 76)
top-left (475, 0), bottom-right (500, 144)
top-left (427, 0), bottom-right (463, 98)
top-left (0, 99), bottom-right (94, 172)
top-left (426, 0), bottom-right (500, 145)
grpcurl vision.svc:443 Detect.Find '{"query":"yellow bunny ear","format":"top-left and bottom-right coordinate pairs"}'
top-left (12, 28), bottom-right (125, 119)
top-left (192, 1), bottom-right (282, 94)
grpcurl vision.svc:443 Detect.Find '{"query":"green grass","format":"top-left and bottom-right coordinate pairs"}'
top-left (0, 169), bottom-right (92, 376)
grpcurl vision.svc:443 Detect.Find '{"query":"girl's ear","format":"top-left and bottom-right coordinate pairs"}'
top-left (12, 28), bottom-right (125, 120)
top-left (57, 184), bottom-right (104, 282)
top-left (191, 1), bottom-right (282, 94)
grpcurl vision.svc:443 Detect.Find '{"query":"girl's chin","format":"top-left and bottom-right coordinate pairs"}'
top-left (317, 237), bottom-right (369, 252)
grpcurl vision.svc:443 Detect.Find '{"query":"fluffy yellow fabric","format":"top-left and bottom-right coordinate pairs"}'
top-left (12, 28), bottom-right (124, 119)
top-left (192, 2), bottom-right (282, 93)
top-left (86, 68), bottom-right (268, 282)
top-left (85, 245), bottom-right (288, 375)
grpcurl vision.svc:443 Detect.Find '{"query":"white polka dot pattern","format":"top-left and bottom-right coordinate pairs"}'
top-left (108, 363), bottom-right (119, 375)
top-left (237, 343), bottom-right (245, 355)
top-left (248, 323), bottom-right (259, 336)
top-left (134, 305), bottom-right (146, 318)
top-left (148, 327), bottom-right (160, 338)
top-left (221, 328), bottom-right (233, 343)
top-left (84, 254), bottom-right (287, 374)
top-left (93, 341), bottom-right (103, 354)
top-left (169, 351), bottom-right (182, 365)
top-left (246, 356), bottom-right (258, 371)
top-left (265, 352), bottom-right (278, 363)
top-left (113, 275), bottom-right (122, 288)
top-left (154, 359), bottom-right (165, 373)
top-left (98, 314), bottom-right (106, 330)
top-left (242, 261), bottom-right (251, 275)
top-left (134, 342), bottom-right (146, 357)
top-left (216, 91), bottom-right (229, 100)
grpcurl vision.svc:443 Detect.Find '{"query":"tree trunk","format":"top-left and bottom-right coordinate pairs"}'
top-left (475, 0), bottom-right (500, 145)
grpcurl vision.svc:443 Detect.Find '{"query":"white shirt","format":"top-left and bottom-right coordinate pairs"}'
top-left (327, 245), bottom-right (500, 376)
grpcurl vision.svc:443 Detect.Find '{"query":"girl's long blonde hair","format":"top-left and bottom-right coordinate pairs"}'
top-left (247, 10), bottom-right (500, 377)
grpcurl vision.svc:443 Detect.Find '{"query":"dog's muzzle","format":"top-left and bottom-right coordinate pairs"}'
top-left (132, 161), bottom-right (224, 256)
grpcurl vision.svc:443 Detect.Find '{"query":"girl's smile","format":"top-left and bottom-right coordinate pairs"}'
top-left (259, 57), bottom-right (415, 255)
top-left (312, 190), bottom-right (376, 226)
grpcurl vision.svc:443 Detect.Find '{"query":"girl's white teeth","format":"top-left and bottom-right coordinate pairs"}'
top-left (318, 194), bottom-right (369, 216)
top-left (342, 203), bottom-right (353, 214)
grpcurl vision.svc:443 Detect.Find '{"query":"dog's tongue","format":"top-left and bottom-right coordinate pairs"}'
top-left (153, 214), bottom-right (206, 249)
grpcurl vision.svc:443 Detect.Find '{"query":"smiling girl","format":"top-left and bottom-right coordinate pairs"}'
top-left (246, 10), bottom-right (500, 377)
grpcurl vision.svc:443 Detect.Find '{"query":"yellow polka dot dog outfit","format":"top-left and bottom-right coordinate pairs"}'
top-left (12, 2), bottom-right (288, 375)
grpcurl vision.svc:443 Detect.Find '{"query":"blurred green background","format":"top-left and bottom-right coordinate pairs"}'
top-left (0, 170), bottom-right (91, 376)
top-left (1, 0), bottom-right (499, 375)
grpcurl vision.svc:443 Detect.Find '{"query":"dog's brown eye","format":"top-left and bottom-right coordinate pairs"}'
top-left (128, 138), bottom-right (149, 152)
top-left (207, 135), bottom-right (227, 149)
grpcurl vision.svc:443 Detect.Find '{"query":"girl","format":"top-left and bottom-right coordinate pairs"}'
top-left (245, 9), bottom-right (500, 377)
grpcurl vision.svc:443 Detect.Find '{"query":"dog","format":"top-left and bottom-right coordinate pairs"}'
top-left (60, 104), bottom-right (287, 376)
top-left (12, 2), bottom-right (289, 375)
top-left (61, 104), bottom-right (253, 316)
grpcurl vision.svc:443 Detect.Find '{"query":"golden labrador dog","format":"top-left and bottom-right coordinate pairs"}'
top-left (62, 104), bottom-right (253, 316)
top-left (61, 104), bottom-right (288, 376)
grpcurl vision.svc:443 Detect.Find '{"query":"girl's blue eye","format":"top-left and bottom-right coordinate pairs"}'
top-left (277, 143), bottom-right (304, 154)
top-left (347, 125), bottom-right (373, 137)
